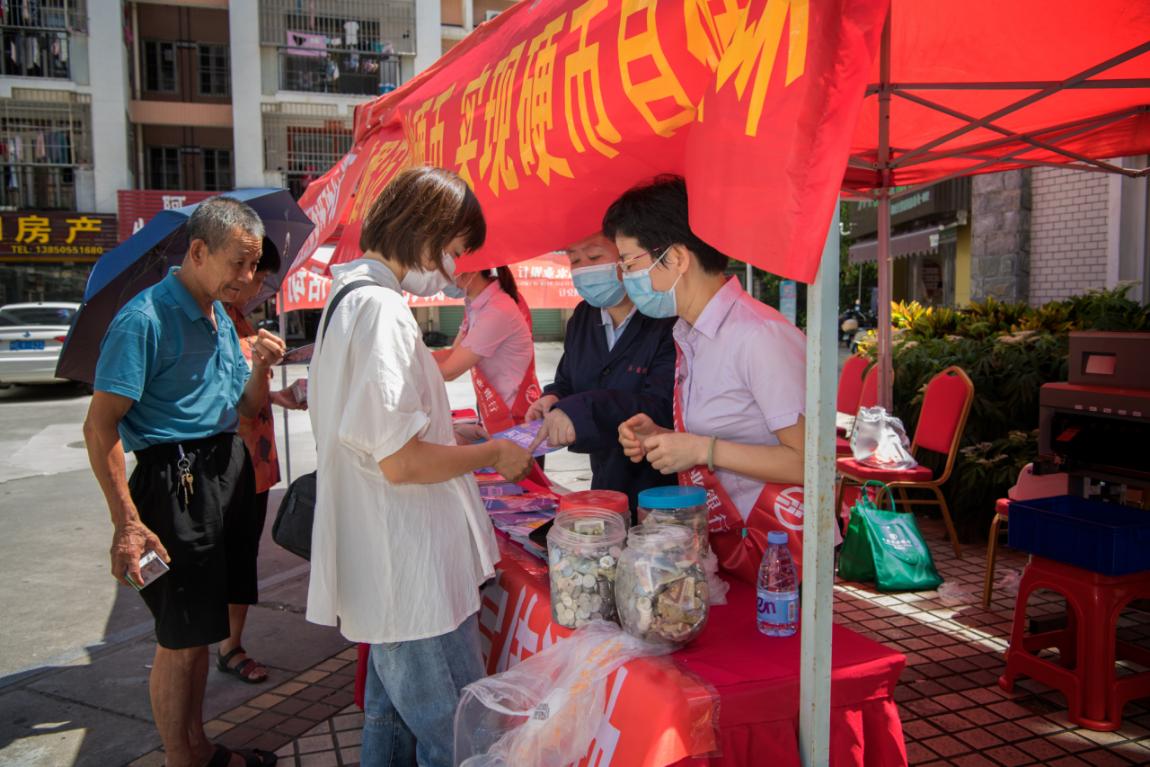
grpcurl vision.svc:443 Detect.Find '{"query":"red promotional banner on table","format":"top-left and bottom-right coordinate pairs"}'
top-left (292, 0), bottom-right (889, 284)
top-left (279, 250), bottom-right (581, 312)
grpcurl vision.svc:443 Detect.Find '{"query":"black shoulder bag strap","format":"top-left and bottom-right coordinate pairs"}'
top-left (271, 277), bottom-right (376, 562)
top-left (320, 279), bottom-right (377, 344)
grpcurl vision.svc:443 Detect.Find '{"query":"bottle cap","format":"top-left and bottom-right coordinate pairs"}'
top-left (638, 486), bottom-right (707, 509)
top-left (767, 530), bottom-right (788, 545)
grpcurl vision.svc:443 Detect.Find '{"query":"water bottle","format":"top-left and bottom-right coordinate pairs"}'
top-left (757, 531), bottom-right (799, 637)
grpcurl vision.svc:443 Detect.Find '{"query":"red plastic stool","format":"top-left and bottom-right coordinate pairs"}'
top-left (998, 556), bottom-right (1150, 731)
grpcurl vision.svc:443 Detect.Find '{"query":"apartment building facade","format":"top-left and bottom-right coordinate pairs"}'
top-left (0, 0), bottom-right (513, 304)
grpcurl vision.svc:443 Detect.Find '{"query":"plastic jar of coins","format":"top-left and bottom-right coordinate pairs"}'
top-left (637, 487), bottom-right (709, 554)
top-left (547, 508), bottom-right (627, 629)
top-left (616, 524), bottom-right (709, 647)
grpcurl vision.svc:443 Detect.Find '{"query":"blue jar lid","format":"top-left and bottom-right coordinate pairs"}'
top-left (767, 530), bottom-right (789, 545)
top-left (638, 486), bottom-right (707, 509)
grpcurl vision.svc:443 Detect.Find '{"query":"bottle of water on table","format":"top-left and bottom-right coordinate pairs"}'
top-left (757, 530), bottom-right (799, 637)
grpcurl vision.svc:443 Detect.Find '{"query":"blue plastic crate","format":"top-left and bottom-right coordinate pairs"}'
top-left (1008, 495), bottom-right (1150, 576)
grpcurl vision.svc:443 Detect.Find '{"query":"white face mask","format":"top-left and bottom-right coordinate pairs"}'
top-left (401, 252), bottom-right (456, 297)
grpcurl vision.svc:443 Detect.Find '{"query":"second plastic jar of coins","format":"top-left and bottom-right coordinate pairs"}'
top-left (547, 508), bottom-right (627, 629)
top-left (616, 524), bottom-right (709, 647)
top-left (637, 486), bottom-right (710, 554)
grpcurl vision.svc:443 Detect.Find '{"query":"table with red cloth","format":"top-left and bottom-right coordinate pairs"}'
top-left (355, 534), bottom-right (908, 767)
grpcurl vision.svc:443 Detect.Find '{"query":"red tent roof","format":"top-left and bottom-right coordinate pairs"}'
top-left (288, 0), bottom-right (1149, 285)
top-left (845, 1), bottom-right (1150, 195)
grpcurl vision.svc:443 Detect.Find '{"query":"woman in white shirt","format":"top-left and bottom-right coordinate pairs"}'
top-left (307, 167), bottom-right (533, 767)
top-left (434, 266), bottom-right (540, 434)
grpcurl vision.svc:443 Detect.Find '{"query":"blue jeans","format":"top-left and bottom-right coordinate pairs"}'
top-left (361, 613), bottom-right (485, 767)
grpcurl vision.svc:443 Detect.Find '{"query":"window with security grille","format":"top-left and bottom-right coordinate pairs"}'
top-left (3, 0), bottom-right (87, 31)
top-left (259, 0), bottom-right (414, 55)
top-left (278, 48), bottom-right (401, 95)
top-left (0, 0), bottom-right (86, 77)
top-left (143, 41), bottom-right (178, 93)
top-left (147, 147), bottom-right (182, 190)
top-left (283, 125), bottom-right (352, 197)
top-left (0, 98), bottom-right (90, 210)
top-left (202, 148), bottom-right (233, 191)
top-left (198, 44), bottom-right (230, 97)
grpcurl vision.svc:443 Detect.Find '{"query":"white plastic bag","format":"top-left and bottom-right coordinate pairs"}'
top-left (454, 621), bottom-right (674, 767)
top-left (850, 406), bottom-right (918, 470)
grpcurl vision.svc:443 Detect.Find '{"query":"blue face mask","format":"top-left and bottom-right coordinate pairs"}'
top-left (571, 263), bottom-right (626, 308)
top-left (622, 247), bottom-right (681, 318)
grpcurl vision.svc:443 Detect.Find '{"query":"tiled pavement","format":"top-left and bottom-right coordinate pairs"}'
top-left (127, 650), bottom-right (362, 767)
top-left (841, 518), bottom-right (1150, 767)
top-left (130, 519), bottom-right (1150, 767)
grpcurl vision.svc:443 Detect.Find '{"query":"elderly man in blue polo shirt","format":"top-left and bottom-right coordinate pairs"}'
top-left (84, 196), bottom-right (285, 767)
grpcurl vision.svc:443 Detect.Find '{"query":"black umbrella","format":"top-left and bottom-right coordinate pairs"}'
top-left (57, 189), bottom-right (314, 384)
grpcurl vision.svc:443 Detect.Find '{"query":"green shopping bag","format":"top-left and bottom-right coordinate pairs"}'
top-left (838, 481), bottom-right (943, 592)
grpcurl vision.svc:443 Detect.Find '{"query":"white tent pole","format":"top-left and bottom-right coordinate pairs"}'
top-left (876, 8), bottom-right (894, 411)
top-left (877, 189), bottom-right (892, 410)
top-left (279, 294), bottom-right (292, 485)
top-left (798, 200), bottom-right (841, 767)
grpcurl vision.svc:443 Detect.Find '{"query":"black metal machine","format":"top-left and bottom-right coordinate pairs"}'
top-left (1038, 331), bottom-right (1150, 506)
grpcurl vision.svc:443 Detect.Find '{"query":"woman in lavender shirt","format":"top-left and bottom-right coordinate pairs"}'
top-left (610, 175), bottom-right (808, 579)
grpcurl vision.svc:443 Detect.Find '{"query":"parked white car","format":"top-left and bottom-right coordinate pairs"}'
top-left (0, 302), bottom-right (81, 387)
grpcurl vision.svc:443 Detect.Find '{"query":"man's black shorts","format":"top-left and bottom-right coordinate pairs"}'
top-left (130, 433), bottom-right (255, 650)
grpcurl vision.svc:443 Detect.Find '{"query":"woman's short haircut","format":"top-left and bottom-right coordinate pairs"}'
top-left (359, 166), bottom-right (486, 271)
top-left (602, 174), bottom-right (729, 275)
top-left (187, 196), bottom-right (265, 251)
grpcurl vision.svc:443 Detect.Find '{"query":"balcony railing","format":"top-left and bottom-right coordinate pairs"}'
top-left (1, 27), bottom-right (71, 79)
top-left (279, 49), bottom-right (401, 96)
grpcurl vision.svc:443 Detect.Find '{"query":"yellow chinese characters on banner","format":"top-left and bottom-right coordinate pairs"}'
top-left (293, 0), bottom-right (863, 284)
top-left (517, 14), bottom-right (573, 185)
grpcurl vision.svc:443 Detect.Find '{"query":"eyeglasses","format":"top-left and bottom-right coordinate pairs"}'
top-left (619, 246), bottom-right (670, 273)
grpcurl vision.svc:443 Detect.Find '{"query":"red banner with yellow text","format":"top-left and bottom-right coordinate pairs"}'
top-left (292, 0), bottom-right (887, 284)
top-left (279, 250), bottom-right (580, 312)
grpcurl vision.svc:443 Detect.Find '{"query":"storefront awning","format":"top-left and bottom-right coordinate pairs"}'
top-left (848, 226), bottom-right (942, 265)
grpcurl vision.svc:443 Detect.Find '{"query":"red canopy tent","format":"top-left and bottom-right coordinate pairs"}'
top-left (279, 1), bottom-right (1150, 764)
top-left (846, 1), bottom-right (1150, 407)
top-left (287, 0), bottom-right (887, 282)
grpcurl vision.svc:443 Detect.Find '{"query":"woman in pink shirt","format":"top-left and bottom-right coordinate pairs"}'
top-left (610, 175), bottom-right (808, 582)
top-left (434, 266), bottom-right (541, 434)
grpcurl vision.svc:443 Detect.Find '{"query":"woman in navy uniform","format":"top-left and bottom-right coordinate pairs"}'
top-left (527, 233), bottom-right (677, 513)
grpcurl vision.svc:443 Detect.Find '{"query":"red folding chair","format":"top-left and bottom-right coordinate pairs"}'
top-left (836, 355), bottom-right (870, 415)
top-left (835, 366), bottom-right (975, 558)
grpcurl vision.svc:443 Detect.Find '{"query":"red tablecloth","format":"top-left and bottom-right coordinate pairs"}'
top-left (357, 535), bottom-right (907, 766)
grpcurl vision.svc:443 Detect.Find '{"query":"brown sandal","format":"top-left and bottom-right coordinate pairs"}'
top-left (217, 646), bottom-right (268, 684)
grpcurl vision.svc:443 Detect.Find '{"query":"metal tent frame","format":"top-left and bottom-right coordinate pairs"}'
top-left (852, 13), bottom-right (1150, 409)
top-left (799, 13), bottom-right (1150, 765)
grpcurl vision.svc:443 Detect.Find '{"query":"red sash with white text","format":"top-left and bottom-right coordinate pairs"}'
top-left (673, 346), bottom-right (804, 583)
top-left (471, 342), bottom-right (546, 487)
top-left (472, 359), bottom-right (541, 435)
